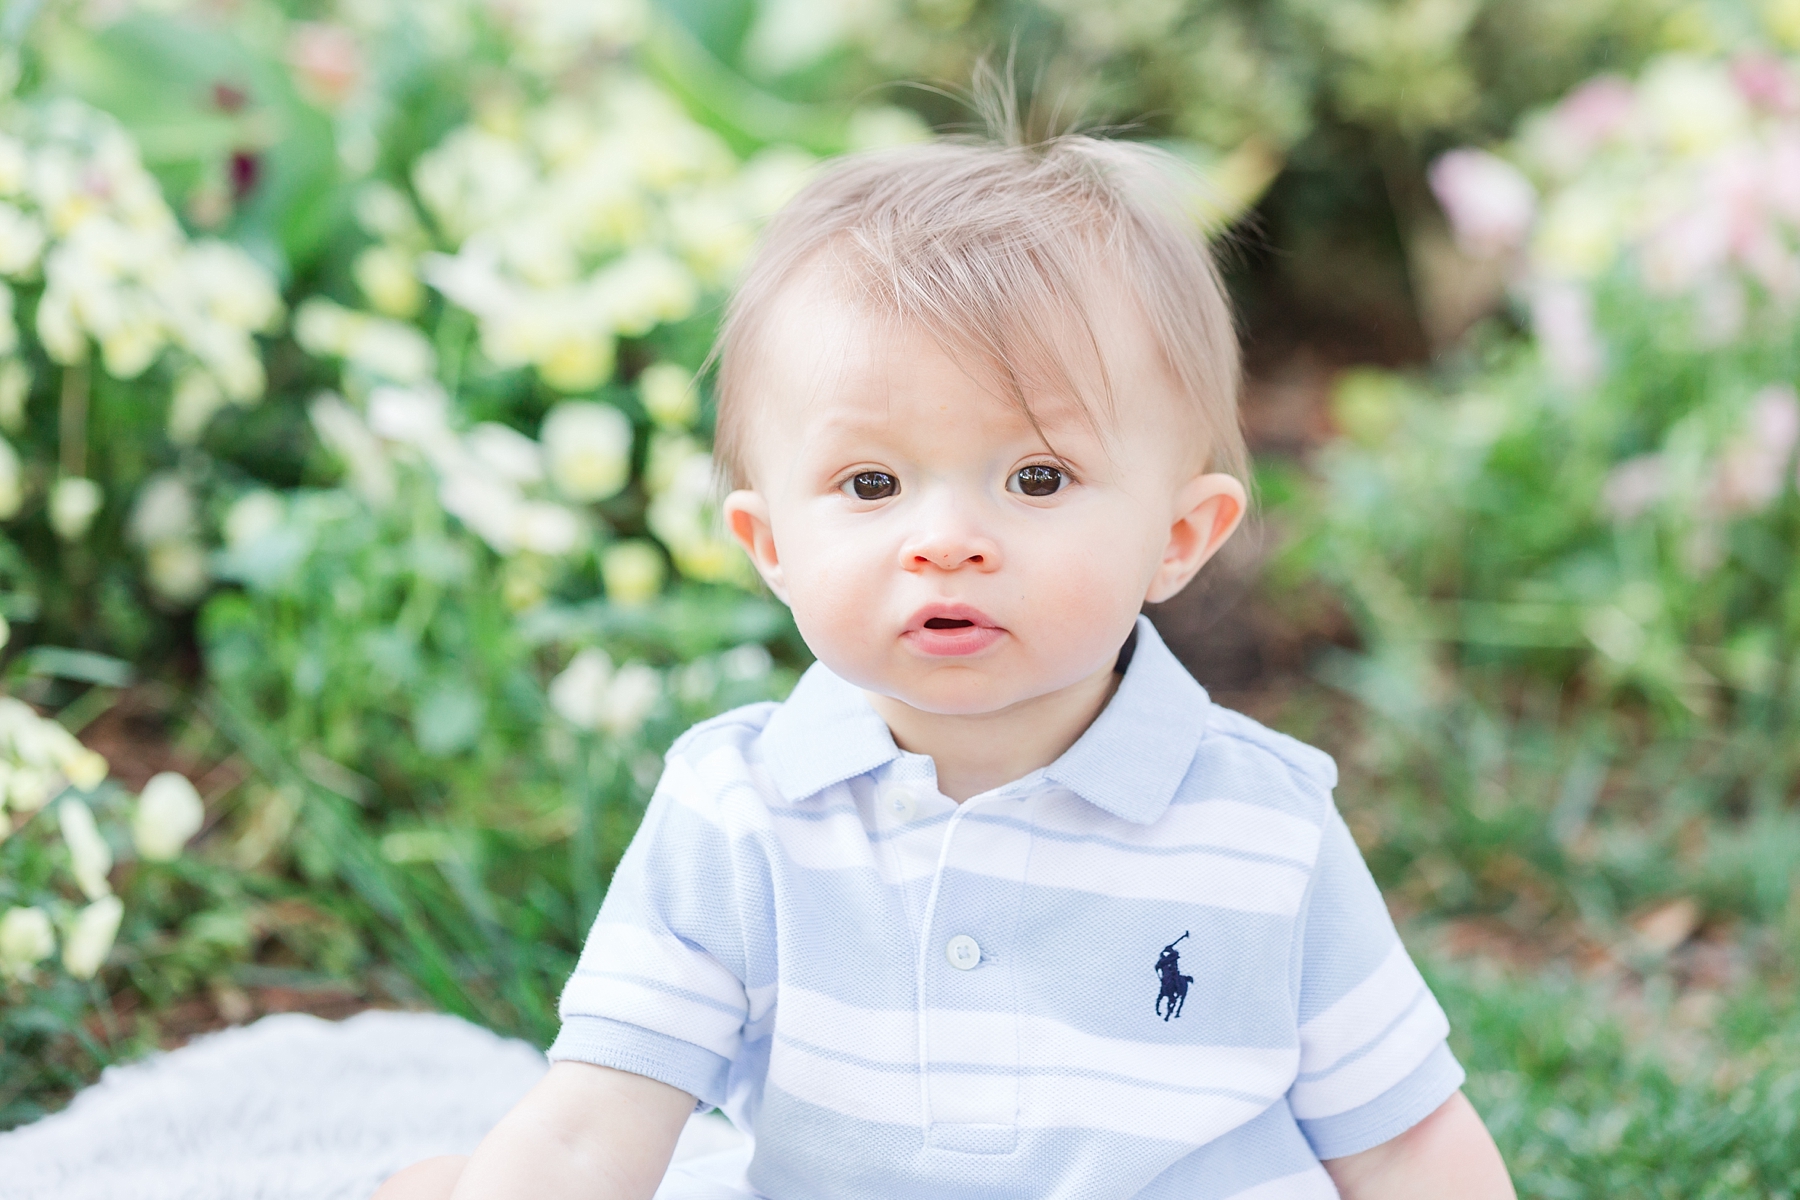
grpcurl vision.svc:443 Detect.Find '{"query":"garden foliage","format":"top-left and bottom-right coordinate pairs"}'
top-left (0, 1), bottom-right (1797, 1192)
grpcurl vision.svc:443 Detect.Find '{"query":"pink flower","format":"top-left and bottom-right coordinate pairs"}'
top-left (1601, 454), bottom-right (1667, 521)
top-left (1710, 384), bottom-right (1800, 514)
top-left (1428, 149), bottom-right (1538, 258)
top-left (1765, 131), bottom-right (1800, 221)
top-left (287, 23), bottom-right (363, 109)
top-left (1730, 52), bottom-right (1800, 114)
top-left (1530, 280), bottom-right (1604, 389)
top-left (1555, 77), bottom-right (1638, 150)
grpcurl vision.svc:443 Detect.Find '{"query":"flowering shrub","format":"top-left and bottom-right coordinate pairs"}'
top-left (1297, 51), bottom-right (1800, 724)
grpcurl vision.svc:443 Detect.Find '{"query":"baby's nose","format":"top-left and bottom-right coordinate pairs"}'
top-left (899, 516), bottom-right (1001, 572)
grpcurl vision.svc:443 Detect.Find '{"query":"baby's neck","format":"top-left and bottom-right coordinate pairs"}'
top-left (865, 667), bottom-right (1121, 802)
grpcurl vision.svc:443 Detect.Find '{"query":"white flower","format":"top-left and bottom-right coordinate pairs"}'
top-left (547, 648), bottom-right (661, 737)
top-left (0, 434), bottom-right (21, 520)
top-left (466, 422), bottom-right (544, 484)
top-left (638, 362), bottom-right (697, 428)
top-left (1639, 56), bottom-right (1748, 156)
top-left (542, 401), bottom-right (633, 501)
top-left (597, 663), bottom-right (661, 737)
top-left (512, 501), bottom-right (583, 556)
top-left (310, 393), bottom-right (396, 506)
top-left (128, 474), bottom-right (197, 546)
top-left (35, 287), bottom-right (84, 364)
top-left (601, 539), bottom-right (666, 605)
top-left (295, 299), bottom-right (434, 382)
top-left (720, 643), bottom-right (773, 681)
top-left (59, 798), bottom-right (112, 900)
top-left (0, 906), bottom-right (54, 979)
top-left (0, 201), bottom-right (46, 276)
top-left (50, 476), bottom-right (103, 541)
top-left (133, 771), bottom-right (204, 861)
top-left (354, 182), bottom-right (424, 243)
top-left (62, 894), bottom-right (122, 980)
top-left (1428, 149), bottom-right (1537, 259)
top-left (548, 648), bottom-right (613, 728)
top-left (348, 319), bottom-right (435, 382)
top-left (413, 127), bottom-right (538, 243)
top-left (437, 469), bottom-right (524, 555)
top-left (592, 249), bottom-right (698, 335)
top-left (146, 539), bottom-right (210, 604)
top-left (368, 382), bottom-right (453, 451)
top-left (167, 369), bottom-right (227, 444)
top-left (224, 490), bottom-right (285, 548)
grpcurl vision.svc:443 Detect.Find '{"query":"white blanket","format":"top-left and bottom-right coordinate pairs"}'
top-left (0, 1010), bottom-right (748, 1200)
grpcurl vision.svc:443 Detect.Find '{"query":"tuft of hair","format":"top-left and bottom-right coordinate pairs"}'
top-left (709, 110), bottom-right (1247, 491)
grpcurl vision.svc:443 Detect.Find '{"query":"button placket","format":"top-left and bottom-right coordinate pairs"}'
top-left (914, 790), bottom-right (1030, 1150)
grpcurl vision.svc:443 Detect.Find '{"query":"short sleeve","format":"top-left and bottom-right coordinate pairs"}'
top-left (547, 747), bottom-right (765, 1110)
top-left (1287, 808), bottom-right (1465, 1161)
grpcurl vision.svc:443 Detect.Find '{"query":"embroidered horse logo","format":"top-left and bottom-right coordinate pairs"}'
top-left (1155, 931), bottom-right (1192, 1021)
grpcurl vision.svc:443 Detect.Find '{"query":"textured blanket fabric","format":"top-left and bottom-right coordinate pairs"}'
top-left (0, 1010), bottom-right (747, 1200)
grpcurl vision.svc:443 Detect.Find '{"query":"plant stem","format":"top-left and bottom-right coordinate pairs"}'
top-left (59, 364), bottom-right (87, 479)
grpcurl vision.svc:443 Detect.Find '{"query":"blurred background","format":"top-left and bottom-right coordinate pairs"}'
top-left (2, 0), bottom-right (1800, 1191)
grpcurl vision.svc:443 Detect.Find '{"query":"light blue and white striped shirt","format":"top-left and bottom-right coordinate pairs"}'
top-left (549, 617), bottom-right (1463, 1199)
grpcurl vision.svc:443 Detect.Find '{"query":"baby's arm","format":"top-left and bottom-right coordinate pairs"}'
top-left (1322, 1092), bottom-right (1514, 1200)
top-left (375, 1062), bottom-right (695, 1200)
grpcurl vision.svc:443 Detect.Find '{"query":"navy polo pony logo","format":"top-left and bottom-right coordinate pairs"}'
top-left (1155, 932), bottom-right (1192, 1021)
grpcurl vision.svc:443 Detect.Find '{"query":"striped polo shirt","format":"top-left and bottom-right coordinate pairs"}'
top-left (549, 617), bottom-right (1463, 1199)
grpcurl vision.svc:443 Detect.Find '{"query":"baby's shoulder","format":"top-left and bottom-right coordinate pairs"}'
top-left (657, 702), bottom-right (785, 828)
top-left (667, 699), bottom-right (783, 764)
top-left (1184, 703), bottom-right (1339, 828)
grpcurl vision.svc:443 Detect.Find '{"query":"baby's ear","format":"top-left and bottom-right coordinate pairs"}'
top-left (1145, 472), bottom-right (1246, 604)
top-left (722, 490), bottom-right (788, 602)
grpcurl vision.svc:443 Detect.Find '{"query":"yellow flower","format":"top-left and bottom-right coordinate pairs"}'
top-left (542, 401), bottom-right (633, 501)
top-left (145, 539), bottom-right (210, 605)
top-left (602, 539), bottom-right (666, 605)
top-left (354, 244), bottom-right (424, 318)
top-left (59, 798), bottom-right (113, 901)
top-left (0, 906), bottom-right (54, 979)
top-left (538, 333), bottom-right (615, 393)
top-left (133, 771), bottom-right (204, 861)
top-left (49, 476), bottom-right (102, 541)
top-left (639, 362), bottom-right (697, 428)
top-left (62, 894), bottom-right (122, 980)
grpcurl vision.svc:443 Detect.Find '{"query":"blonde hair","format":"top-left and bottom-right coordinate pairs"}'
top-left (710, 131), bottom-right (1246, 489)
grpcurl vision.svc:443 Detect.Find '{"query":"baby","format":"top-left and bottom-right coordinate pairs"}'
top-left (378, 132), bottom-right (1515, 1199)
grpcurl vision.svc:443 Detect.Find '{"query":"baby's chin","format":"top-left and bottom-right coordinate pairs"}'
top-left (862, 663), bottom-right (1098, 720)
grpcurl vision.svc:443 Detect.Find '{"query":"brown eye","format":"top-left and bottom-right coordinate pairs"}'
top-left (1011, 465), bottom-right (1066, 497)
top-left (847, 471), bottom-right (897, 500)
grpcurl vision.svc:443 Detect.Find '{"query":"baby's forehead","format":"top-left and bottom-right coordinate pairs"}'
top-left (752, 258), bottom-right (1169, 427)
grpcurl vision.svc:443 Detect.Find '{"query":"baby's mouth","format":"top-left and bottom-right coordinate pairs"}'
top-left (923, 617), bottom-right (975, 630)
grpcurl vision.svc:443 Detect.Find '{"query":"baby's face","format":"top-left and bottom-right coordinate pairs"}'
top-left (723, 281), bottom-right (1243, 718)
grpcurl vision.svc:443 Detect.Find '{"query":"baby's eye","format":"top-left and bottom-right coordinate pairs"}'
top-left (1010, 464), bottom-right (1067, 497)
top-left (845, 471), bottom-right (898, 500)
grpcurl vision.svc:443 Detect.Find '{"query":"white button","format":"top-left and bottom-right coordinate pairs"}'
top-left (945, 935), bottom-right (981, 970)
top-left (882, 785), bottom-right (919, 822)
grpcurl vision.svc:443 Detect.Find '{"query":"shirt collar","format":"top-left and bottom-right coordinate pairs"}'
top-left (759, 615), bottom-right (1209, 825)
